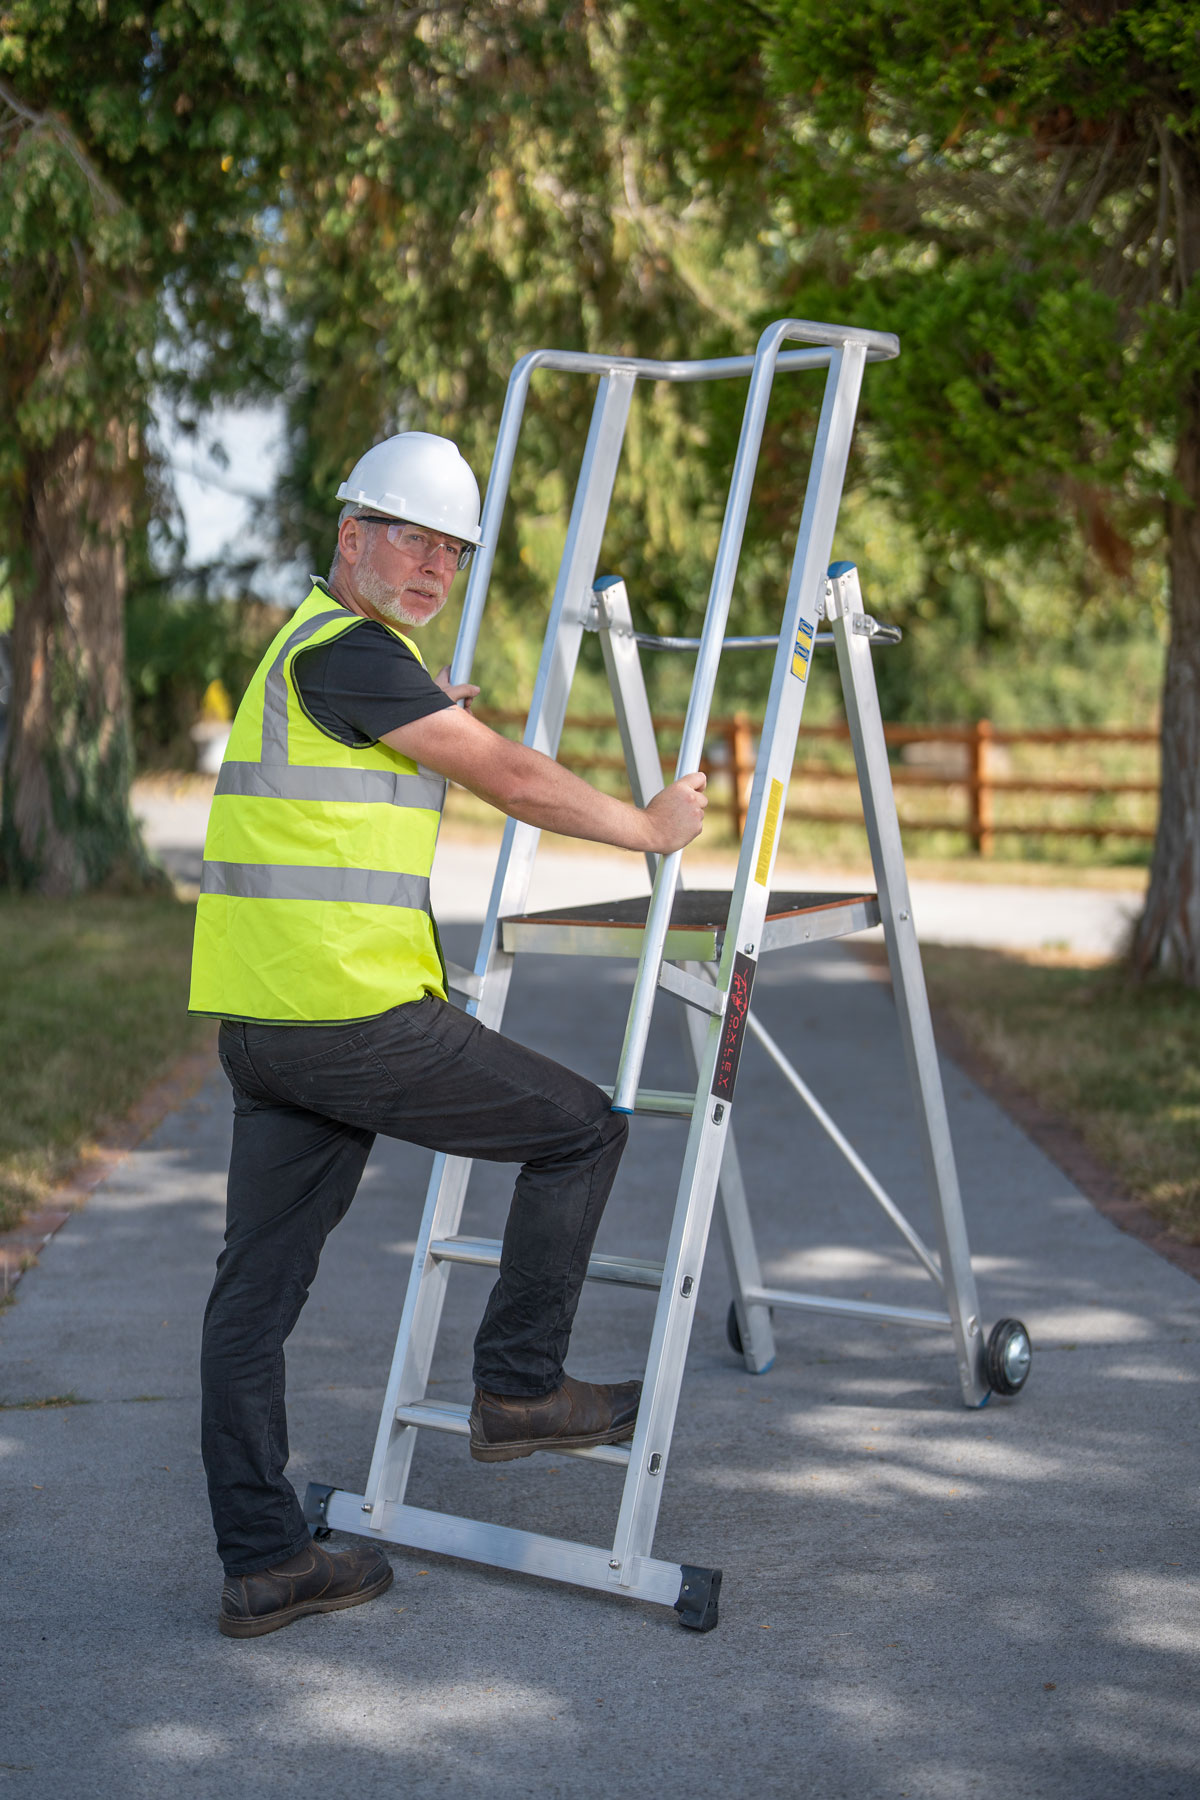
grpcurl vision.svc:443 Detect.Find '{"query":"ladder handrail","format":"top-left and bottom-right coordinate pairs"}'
top-left (451, 325), bottom-right (899, 685)
top-left (610, 318), bottom-right (855, 1112)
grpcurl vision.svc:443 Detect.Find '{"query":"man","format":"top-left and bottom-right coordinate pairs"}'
top-left (190, 431), bottom-right (707, 1638)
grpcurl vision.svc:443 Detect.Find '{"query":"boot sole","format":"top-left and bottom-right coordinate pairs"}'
top-left (219, 1563), bottom-right (394, 1638)
top-left (469, 1420), bottom-right (637, 1463)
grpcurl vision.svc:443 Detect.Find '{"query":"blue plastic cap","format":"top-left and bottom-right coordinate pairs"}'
top-left (827, 560), bottom-right (857, 578)
top-left (609, 1104), bottom-right (634, 1115)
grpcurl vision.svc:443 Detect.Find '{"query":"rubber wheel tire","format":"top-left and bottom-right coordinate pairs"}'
top-left (986, 1317), bottom-right (1032, 1396)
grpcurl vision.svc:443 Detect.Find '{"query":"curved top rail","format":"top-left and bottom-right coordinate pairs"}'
top-left (508, 317), bottom-right (898, 387)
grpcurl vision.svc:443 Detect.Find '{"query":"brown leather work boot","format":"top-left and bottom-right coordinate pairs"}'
top-left (468, 1373), bottom-right (642, 1463)
top-left (218, 1540), bottom-right (393, 1639)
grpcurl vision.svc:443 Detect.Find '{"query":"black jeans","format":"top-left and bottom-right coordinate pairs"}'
top-left (201, 995), bottom-right (628, 1575)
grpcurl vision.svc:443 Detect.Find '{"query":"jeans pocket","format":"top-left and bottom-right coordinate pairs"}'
top-left (264, 1032), bottom-right (404, 1123)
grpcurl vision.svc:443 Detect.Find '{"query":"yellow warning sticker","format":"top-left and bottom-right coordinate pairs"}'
top-left (791, 617), bottom-right (814, 679)
top-left (754, 778), bottom-right (785, 886)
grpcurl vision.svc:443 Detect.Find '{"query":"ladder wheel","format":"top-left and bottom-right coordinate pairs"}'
top-left (985, 1318), bottom-right (1032, 1396)
top-left (726, 1301), bottom-right (774, 1358)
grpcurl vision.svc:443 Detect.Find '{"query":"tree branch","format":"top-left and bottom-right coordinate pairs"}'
top-left (0, 76), bottom-right (124, 217)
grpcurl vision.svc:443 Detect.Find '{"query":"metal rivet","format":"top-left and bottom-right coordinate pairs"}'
top-left (648, 1453), bottom-right (662, 1475)
top-left (681, 1276), bottom-right (694, 1298)
top-left (899, 910), bottom-right (909, 922)
top-left (361, 1502), bottom-right (373, 1512)
top-left (712, 1104), bottom-right (725, 1125)
top-left (743, 942), bottom-right (754, 954)
top-left (609, 1558), bottom-right (621, 1570)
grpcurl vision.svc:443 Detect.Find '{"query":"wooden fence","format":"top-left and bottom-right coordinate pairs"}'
top-left (475, 709), bottom-right (1160, 854)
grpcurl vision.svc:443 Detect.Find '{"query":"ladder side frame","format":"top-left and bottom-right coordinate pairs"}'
top-left (361, 371), bottom-right (638, 1518)
top-left (595, 578), bottom-right (776, 1375)
top-left (608, 344), bottom-right (871, 1571)
top-left (827, 564), bottom-right (989, 1405)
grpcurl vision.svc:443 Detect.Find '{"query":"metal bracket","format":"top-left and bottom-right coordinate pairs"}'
top-left (657, 961), bottom-right (724, 1015)
top-left (852, 613), bottom-right (903, 645)
top-left (674, 1563), bottom-right (722, 1632)
top-left (303, 1481), bottom-right (336, 1540)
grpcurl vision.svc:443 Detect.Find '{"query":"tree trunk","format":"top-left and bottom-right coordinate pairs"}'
top-left (0, 426), bottom-right (160, 896)
top-left (1131, 378), bottom-right (1200, 986)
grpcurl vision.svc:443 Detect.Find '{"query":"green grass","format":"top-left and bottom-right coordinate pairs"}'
top-left (920, 946), bottom-right (1200, 1244)
top-left (0, 893), bottom-right (206, 1233)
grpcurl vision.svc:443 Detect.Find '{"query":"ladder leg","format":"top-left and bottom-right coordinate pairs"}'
top-left (596, 576), bottom-right (776, 1376)
top-left (828, 564), bottom-right (989, 1407)
top-left (362, 1152), bottom-right (473, 1520)
top-left (680, 981), bottom-right (775, 1374)
top-left (609, 1004), bottom-right (734, 1574)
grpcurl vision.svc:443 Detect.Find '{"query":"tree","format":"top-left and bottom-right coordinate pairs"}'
top-left (0, 1), bottom-right (350, 893)
top-left (629, 0), bottom-right (1200, 981)
top-left (270, 1), bottom-right (780, 717)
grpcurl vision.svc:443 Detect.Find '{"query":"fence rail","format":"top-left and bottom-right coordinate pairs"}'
top-left (475, 708), bottom-right (1160, 855)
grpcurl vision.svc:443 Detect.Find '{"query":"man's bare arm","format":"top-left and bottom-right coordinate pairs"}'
top-left (381, 704), bottom-right (706, 854)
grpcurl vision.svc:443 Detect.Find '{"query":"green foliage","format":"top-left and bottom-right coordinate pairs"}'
top-left (270, 1), bottom-right (775, 712)
top-left (125, 582), bottom-right (284, 766)
top-left (629, 0), bottom-right (1200, 571)
top-left (264, 0), bottom-right (1173, 731)
top-left (0, 0), bottom-right (355, 556)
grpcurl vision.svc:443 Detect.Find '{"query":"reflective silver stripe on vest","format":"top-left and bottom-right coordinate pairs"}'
top-left (201, 862), bottom-right (432, 909)
top-left (261, 610), bottom-right (344, 764)
top-left (215, 761), bottom-right (445, 811)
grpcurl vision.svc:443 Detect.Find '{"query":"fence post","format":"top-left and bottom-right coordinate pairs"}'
top-left (968, 718), bottom-right (994, 856)
top-left (729, 711), bottom-right (755, 838)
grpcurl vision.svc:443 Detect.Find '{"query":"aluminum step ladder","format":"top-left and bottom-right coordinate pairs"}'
top-left (303, 318), bottom-right (1031, 1633)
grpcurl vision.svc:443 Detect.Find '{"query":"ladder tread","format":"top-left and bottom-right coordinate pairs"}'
top-left (500, 888), bottom-right (880, 959)
top-left (393, 1398), bottom-right (632, 1466)
top-left (431, 1234), bottom-right (665, 1288)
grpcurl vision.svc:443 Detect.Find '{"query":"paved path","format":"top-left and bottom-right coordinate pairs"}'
top-left (3, 920), bottom-right (1198, 1796)
top-left (133, 783), bottom-right (1145, 959)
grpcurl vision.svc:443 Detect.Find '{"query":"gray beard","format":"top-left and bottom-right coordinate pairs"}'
top-left (356, 560), bottom-right (446, 628)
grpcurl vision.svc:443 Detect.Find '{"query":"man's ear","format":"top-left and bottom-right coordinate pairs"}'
top-left (338, 516), bottom-right (364, 566)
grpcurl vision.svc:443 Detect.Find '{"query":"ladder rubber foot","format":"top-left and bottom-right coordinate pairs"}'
top-left (674, 1564), bottom-right (722, 1632)
top-left (303, 1481), bottom-right (336, 1541)
top-left (609, 1104), bottom-right (633, 1115)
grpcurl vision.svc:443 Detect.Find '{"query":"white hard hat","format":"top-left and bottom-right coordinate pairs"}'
top-left (336, 431), bottom-right (483, 545)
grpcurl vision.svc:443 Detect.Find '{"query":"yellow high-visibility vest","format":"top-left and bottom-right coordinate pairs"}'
top-left (189, 584), bottom-right (447, 1023)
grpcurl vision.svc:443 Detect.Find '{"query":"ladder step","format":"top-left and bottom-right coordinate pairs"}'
top-left (430, 1234), bottom-right (665, 1289)
top-left (500, 889), bottom-right (881, 960)
top-left (598, 1086), bottom-right (696, 1117)
top-left (393, 1399), bottom-right (633, 1467)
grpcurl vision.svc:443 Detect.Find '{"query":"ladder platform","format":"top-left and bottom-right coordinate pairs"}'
top-left (500, 888), bottom-right (880, 961)
top-left (392, 1398), bottom-right (633, 1466)
top-left (431, 1233), bottom-right (665, 1288)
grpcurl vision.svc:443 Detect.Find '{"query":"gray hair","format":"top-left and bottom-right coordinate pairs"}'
top-left (329, 503), bottom-right (372, 583)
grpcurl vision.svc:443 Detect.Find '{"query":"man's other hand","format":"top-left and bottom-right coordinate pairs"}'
top-left (435, 665), bottom-right (480, 709)
top-left (642, 773), bottom-right (708, 852)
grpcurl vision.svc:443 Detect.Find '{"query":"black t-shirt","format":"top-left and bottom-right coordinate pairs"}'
top-left (293, 598), bottom-right (453, 747)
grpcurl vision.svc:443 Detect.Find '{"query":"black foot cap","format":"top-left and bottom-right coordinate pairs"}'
top-left (675, 1564), bottom-right (722, 1632)
top-left (303, 1481), bottom-right (336, 1540)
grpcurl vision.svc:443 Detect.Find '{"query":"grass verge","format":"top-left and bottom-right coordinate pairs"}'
top-left (918, 945), bottom-right (1200, 1246)
top-left (0, 893), bottom-right (206, 1235)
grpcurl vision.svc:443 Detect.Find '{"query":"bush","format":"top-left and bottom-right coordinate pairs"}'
top-left (125, 587), bottom-right (286, 769)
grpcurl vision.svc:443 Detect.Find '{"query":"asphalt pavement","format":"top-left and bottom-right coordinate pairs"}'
top-left (4, 840), bottom-right (1199, 1798)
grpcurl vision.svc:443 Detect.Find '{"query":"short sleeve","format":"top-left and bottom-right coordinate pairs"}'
top-left (292, 620), bottom-right (454, 746)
